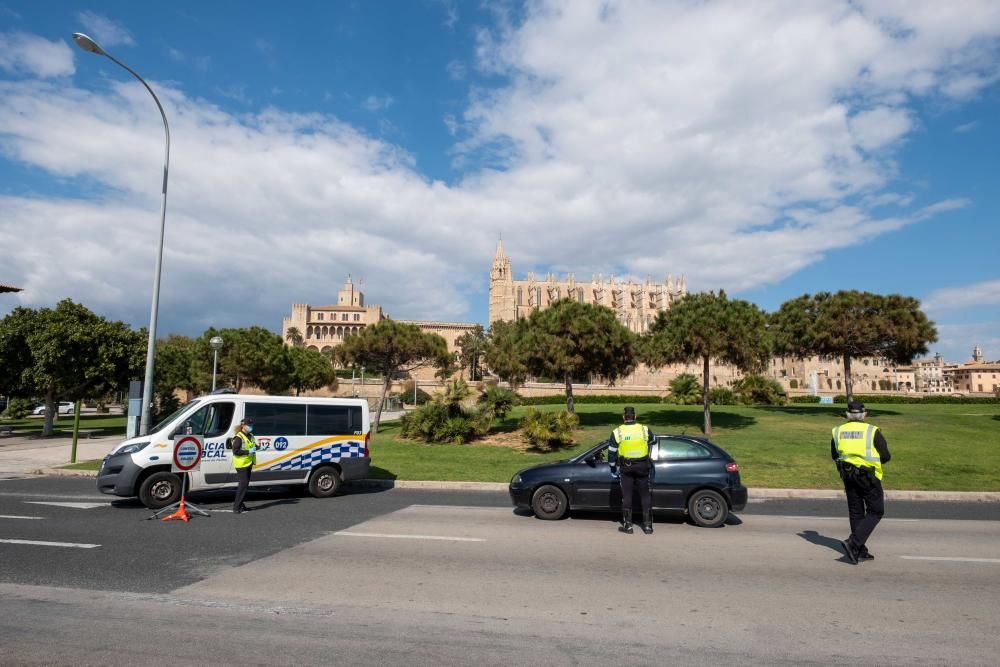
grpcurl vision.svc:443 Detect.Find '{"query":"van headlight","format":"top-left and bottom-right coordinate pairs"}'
top-left (118, 441), bottom-right (150, 455)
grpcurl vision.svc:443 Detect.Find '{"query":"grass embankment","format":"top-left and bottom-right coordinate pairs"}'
top-left (369, 403), bottom-right (1000, 491)
top-left (0, 414), bottom-right (127, 437)
top-left (46, 404), bottom-right (1000, 490)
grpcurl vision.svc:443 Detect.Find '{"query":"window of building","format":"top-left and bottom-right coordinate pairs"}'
top-left (354, 313), bottom-right (361, 322)
top-left (317, 313), bottom-right (324, 321)
top-left (244, 403), bottom-right (307, 436)
top-left (577, 287), bottom-right (584, 303)
top-left (342, 313), bottom-right (349, 321)
top-left (517, 287), bottom-right (523, 305)
top-left (535, 287), bottom-right (542, 308)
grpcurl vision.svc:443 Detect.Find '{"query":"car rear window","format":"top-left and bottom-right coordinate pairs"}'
top-left (656, 437), bottom-right (712, 460)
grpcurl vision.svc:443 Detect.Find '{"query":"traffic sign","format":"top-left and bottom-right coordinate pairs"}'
top-left (172, 435), bottom-right (203, 472)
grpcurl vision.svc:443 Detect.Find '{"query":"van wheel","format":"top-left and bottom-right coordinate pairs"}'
top-left (308, 466), bottom-right (342, 498)
top-left (139, 472), bottom-right (182, 509)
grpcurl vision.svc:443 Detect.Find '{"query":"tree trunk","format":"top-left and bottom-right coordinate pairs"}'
top-left (372, 376), bottom-right (391, 434)
top-left (702, 355), bottom-right (712, 435)
top-left (844, 355), bottom-right (853, 403)
top-left (564, 375), bottom-right (575, 414)
top-left (42, 385), bottom-right (56, 437)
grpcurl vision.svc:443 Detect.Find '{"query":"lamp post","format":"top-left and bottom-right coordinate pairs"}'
top-left (360, 366), bottom-right (365, 398)
top-left (73, 32), bottom-right (170, 436)
top-left (210, 336), bottom-right (224, 392)
top-left (351, 367), bottom-right (356, 397)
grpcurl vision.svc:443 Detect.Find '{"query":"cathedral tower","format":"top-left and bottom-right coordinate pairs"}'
top-left (489, 239), bottom-right (514, 324)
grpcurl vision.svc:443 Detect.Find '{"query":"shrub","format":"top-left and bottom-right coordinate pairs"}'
top-left (477, 386), bottom-right (521, 420)
top-left (789, 379), bottom-right (798, 389)
top-left (665, 374), bottom-right (702, 405)
top-left (1, 397), bottom-right (32, 419)
top-left (733, 375), bottom-right (787, 406)
top-left (832, 394), bottom-right (1000, 405)
top-left (399, 379), bottom-right (497, 444)
top-left (398, 380), bottom-right (432, 406)
top-left (790, 395), bottom-right (822, 403)
top-left (520, 408), bottom-right (579, 449)
top-left (709, 387), bottom-right (738, 405)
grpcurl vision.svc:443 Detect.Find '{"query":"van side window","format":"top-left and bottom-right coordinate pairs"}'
top-left (244, 403), bottom-right (307, 436)
top-left (180, 402), bottom-right (235, 438)
top-left (307, 405), bottom-right (363, 435)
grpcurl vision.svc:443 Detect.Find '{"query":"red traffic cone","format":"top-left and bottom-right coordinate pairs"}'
top-left (162, 496), bottom-right (191, 523)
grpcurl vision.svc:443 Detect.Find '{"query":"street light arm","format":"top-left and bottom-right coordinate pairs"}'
top-left (99, 51), bottom-right (171, 193)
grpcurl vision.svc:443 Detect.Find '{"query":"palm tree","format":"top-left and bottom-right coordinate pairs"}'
top-left (285, 327), bottom-right (304, 347)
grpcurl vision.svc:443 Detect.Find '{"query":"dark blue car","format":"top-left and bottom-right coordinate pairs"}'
top-left (509, 435), bottom-right (747, 527)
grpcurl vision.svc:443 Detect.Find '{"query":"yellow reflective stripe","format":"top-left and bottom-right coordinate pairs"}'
top-left (254, 435), bottom-right (358, 470)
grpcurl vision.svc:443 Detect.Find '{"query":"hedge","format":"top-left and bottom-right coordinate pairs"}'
top-left (521, 394), bottom-right (665, 405)
top-left (790, 394), bottom-right (999, 405)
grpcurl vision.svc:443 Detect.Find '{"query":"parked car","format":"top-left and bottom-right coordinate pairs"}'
top-left (509, 435), bottom-right (747, 527)
top-left (32, 401), bottom-right (75, 416)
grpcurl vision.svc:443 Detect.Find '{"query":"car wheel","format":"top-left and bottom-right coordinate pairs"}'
top-left (308, 466), bottom-right (342, 498)
top-left (138, 472), bottom-right (182, 509)
top-left (531, 484), bottom-right (568, 520)
top-left (687, 489), bottom-right (728, 527)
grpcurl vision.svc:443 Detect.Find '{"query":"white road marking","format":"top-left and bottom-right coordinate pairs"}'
top-left (24, 501), bottom-right (108, 510)
top-left (0, 515), bottom-right (43, 520)
top-left (900, 556), bottom-right (1000, 564)
top-left (775, 515), bottom-right (920, 522)
top-left (0, 538), bottom-right (99, 549)
top-left (335, 531), bottom-right (486, 542)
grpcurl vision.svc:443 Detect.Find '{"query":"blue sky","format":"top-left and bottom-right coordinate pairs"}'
top-left (1, 1), bottom-right (998, 363)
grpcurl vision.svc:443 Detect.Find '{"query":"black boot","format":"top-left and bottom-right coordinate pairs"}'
top-left (619, 510), bottom-right (634, 534)
top-left (642, 511), bottom-right (653, 534)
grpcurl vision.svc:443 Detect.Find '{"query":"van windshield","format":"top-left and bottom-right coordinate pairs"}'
top-left (151, 400), bottom-right (201, 434)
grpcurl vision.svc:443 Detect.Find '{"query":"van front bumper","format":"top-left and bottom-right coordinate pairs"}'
top-left (96, 453), bottom-right (144, 497)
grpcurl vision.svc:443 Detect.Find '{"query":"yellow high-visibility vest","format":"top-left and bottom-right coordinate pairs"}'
top-left (613, 423), bottom-right (651, 459)
top-left (232, 431), bottom-right (256, 469)
top-left (833, 421), bottom-right (883, 480)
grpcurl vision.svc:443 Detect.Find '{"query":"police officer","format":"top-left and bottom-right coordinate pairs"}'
top-left (609, 406), bottom-right (656, 534)
top-left (230, 418), bottom-right (257, 514)
top-left (833, 401), bottom-right (891, 563)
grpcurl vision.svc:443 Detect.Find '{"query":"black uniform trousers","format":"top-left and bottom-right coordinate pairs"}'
top-left (619, 458), bottom-right (652, 515)
top-left (233, 466), bottom-right (252, 510)
top-left (842, 465), bottom-right (884, 547)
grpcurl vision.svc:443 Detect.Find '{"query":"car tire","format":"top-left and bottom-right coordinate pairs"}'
top-left (531, 484), bottom-right (568, 520)
top-left (687, 489), bottom-right (728, 528)
top-left (308, 466), bottom-right (342, 498)
top-left (138, 472), bottom-right (182, 509)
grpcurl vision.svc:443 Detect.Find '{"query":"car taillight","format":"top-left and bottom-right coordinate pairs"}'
top-left (726, 462), bottom-right (740, 473)
top-left (363, 433), bottom-right (370, 457)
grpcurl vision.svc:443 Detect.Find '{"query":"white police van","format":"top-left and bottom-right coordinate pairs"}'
top-left (97, 394), bottom-right (370, 509)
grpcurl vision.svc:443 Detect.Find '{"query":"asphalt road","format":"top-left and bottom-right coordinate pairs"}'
top-left (2, 476), bottom-right (999, 665)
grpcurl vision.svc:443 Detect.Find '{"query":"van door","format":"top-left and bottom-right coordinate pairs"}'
top-left (243, 402), bottom-right (309, 484)
top-left (173, 401), bottom-right (237, 489)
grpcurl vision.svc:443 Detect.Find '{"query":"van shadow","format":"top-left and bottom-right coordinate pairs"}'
top-left (798, 529), bottom-right (852, 563)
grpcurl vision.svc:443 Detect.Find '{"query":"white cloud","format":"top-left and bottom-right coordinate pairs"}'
top-left (924, 279), bottom-right (1000, 313)
top-left (954, 121), bottom-right (979, 133)
top-left (77, 11), bottom-right (135, 48)
top-left (0, 32), bottom-right (74, 78)
top-left (361, 95), bottom-right (394, 112)
top-left (446, 59), bottom-right (466, 80)
top-left (934, 322), bottom-right (1000, 363)
top-left (1, 2), bottom-right (1000, 336)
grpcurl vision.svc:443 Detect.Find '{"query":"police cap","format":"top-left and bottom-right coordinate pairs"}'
top-left (846, 400), bottom-right (865, 413)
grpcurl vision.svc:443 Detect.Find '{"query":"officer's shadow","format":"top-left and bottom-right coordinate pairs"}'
top-left (798, 529), bottom-right (851, 562)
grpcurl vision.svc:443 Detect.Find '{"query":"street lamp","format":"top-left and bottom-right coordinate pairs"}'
top-left (73, 32), bottom-right (170, 436)
top-left (360, 366), bottom-right (366, 397)
top-left (210, 336), bottom-right (224, 392)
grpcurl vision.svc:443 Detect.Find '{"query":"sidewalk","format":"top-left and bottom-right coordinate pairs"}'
top-left (3, 433), bottom-right (999, 501)
top-left (0, 433), bottom-right (119, 475)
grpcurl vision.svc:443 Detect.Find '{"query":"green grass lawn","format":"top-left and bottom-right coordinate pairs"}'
top-left (368, 402), bottom-right (1000, 491)
top-left (0, 414), bottom-right (127, 437)
top-left (49, 404), bottom-right (1000, 491)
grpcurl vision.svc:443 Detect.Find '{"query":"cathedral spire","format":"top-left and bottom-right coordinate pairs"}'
top-left (495, 236), bottom-right (506, 261)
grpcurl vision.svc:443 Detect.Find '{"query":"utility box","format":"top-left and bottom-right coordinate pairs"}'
top-left (126, 380), bottom-right (142, 439)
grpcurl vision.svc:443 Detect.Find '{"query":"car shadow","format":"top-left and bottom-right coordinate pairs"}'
top-left (798, 529), bottom-right (853, 563)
